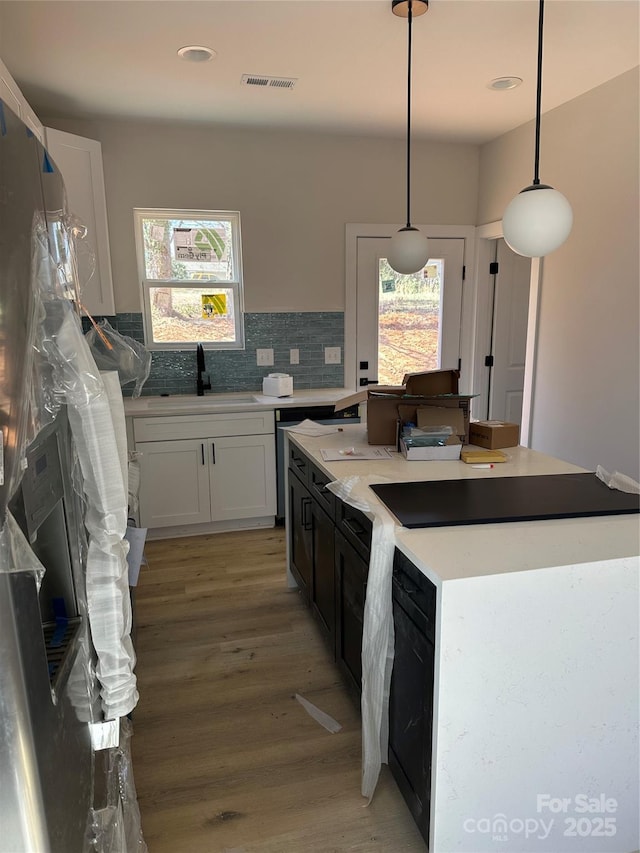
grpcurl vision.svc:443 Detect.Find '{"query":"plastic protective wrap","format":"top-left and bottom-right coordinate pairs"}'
top-left (87, 718), bottom-right (148, 853)
top-left (0, 510), bottom-right (46, 586)
top-left (31, 215), bottom-right (138, 720)
top-left (29, 223), bottom-right (104, 436)
top-left (0, 118), bottom-right (144, 853)
top-left (596, 465), bottom-right (640, 495)
top-left (85, 320), bottom-right (151, 398)
top-left (326, 475), bottom-right (397, 802)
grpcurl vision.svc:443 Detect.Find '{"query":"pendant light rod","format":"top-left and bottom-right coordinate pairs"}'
top-left (533, 0), bottom-right (544, 185)
top-left (502, 0), bottom-right (573, 258)
top-left (388, 0), bottom-right (430, 275)
top-left (405, 0), bottom-right (413, 227)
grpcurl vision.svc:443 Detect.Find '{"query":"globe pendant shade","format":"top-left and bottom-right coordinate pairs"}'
top-left (387, 226), bottom-right (430, 274)
top-left (502, 185), bottom-right (573, 258)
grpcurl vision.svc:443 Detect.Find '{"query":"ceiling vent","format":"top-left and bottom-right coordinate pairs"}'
top-left (241, 74), bottom-right (298, 90)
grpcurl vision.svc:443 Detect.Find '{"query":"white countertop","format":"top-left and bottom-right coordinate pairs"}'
top-left (287, 424), bottom-right (640, 583)
top-left (124, 387), bottom-right (354, 417)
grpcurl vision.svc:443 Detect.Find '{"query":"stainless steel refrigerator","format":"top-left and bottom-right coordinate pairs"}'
top-left (0, 101), bottom-right (141, 852)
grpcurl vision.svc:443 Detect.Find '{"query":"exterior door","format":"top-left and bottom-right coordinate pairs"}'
top-left (488, 239), bottom-right (531, 424)
top-left (356, 237), bottom-right (465, 387)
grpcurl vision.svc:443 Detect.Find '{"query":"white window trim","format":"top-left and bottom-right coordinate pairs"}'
top-left (134, 207), bottom-right (245, 351)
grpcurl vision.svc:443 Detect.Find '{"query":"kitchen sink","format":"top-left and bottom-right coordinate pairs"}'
top-left (145, 394), bottom-right (258, 408)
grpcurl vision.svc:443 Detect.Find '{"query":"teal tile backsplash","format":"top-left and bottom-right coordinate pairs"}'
top-left (83, 312), bottom-right (345, 396)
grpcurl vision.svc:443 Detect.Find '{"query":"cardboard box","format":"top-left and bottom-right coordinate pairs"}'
top-left (469, 420), bottom-right (520, 449)
top-left (335, 377), bottom-right (474, 446)
top-left (415, 405), bottom-right (465, 445)
top-left (400, 438), bottom-right (462, 461)
top-left (402, 369), bottom-right (459, 396)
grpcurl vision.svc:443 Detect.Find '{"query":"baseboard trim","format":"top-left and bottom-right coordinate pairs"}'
top-left (146, 516), bottom-right (276, 540)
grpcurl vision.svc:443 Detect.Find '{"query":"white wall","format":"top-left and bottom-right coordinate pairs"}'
top-left (45, 117), bottom-right (479, 314)
top-left (477, 69), bottom-right (640, 481)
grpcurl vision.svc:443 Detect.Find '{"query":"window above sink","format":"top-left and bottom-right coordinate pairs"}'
top-left (134, 208), bottom-right (245, 352)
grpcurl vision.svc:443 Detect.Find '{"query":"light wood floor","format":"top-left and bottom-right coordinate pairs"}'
top-left (132, 527), bottom-right (426, 852)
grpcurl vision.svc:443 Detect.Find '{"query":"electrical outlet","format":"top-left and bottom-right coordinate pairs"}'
top-left (324, 346), bottom-right (341, 365)
top-left (256, 348), bottom-right (274, 366)
top-left (290, 348), bottom-right (300, 365)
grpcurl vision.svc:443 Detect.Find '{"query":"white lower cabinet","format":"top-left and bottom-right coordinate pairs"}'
top-left (208, 434), bottom-right (275, 522)
top-left (135, 412), bottom-right (276, 532)
top-left (137, 439), bottom-right (212, 528)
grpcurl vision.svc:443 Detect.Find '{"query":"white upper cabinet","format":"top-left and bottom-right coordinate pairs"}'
top-left (45, 127), bottom-right (116, 316)
top-left (0, 57), bottom-right (45, 143)
top-left (0, 56), bottom-right (114, 316)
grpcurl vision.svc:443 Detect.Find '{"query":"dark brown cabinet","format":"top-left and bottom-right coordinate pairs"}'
top-left (388, 548), bottom-right (436, 845)
top-left (287, 442), bottom-right (434, 847)
top-left (334, 529), bottom-right (368, 696)
top-left (288, 468), bottom-right (312, 602)
top-left (288, 458), bottom-right (336, 654)
top-left (309, 498), bottom-right (335, 652)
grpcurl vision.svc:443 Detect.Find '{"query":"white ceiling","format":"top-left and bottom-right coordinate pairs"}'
top-left (0, 0), bottom-right (638, 144)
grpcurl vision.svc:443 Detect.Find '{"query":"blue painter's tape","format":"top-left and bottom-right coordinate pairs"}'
top-left (42, 151), bottom-right (55, 173)
top-left (52, 597), bottom-right (68, 619)
top-left (0, 102), bottom-right (6, 137)
top-left (26, 127), bottom-right (34, 138)
top-left (49, 617), bottom-right (68, 649)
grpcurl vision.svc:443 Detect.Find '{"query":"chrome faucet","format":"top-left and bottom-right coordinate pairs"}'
top-left (196, 343), bottom-right (211, 396)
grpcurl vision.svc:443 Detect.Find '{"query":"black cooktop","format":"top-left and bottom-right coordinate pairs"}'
top-left (370, 473), bottom-right (640, 529)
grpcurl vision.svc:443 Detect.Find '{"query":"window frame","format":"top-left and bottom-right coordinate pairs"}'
top-left (134, 207), bottom-right (245, 352)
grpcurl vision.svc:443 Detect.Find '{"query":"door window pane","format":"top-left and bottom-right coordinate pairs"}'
top-left (378, 258), bottom-right (444, 385)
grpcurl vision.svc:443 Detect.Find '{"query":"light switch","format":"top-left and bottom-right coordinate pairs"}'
top-left (256, 348), bottom-right (274, 366)
top-left (290, 348), bottom-right (300, 365)
top-left (324, 346), bottom-right (341, 365)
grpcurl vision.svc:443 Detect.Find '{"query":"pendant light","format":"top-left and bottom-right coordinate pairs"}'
top-left (502, 0), bottom-right (573, 258)
top-left (388, 0), bottom-right (430, 275)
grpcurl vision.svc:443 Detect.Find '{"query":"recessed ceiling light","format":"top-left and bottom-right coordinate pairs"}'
top-left (488, 76), bottom-right (523, 91)
top-left (177, 45), bottom-right (217, 63)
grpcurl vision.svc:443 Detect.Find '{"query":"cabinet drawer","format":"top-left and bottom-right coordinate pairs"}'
top-left (337, 501), bottom-right (372, 562)
top-left (392, 549), bottom-right (437, 644)
top-left (308, 461), bottom-right (335, 520)
top-left (288, 442), bottom-right (309, 485)
top-left (134, 411), bottom-right (274, 442)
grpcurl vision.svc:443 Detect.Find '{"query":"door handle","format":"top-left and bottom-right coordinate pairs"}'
top-left (343, 517), bottom-right (366, 538)
top-left (302, 496), bottom-right (312, 530)
top-left (211, 442), bottom-right (216, 464)
top-left (201, 443), bottom-right (205, 465)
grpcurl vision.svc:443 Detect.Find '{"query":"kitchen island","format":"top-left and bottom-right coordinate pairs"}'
top-left (285, 425), bottom-right (639, 853)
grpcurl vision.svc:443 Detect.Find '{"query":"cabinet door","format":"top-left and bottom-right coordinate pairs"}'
top-left (44, 127), bottom-right (115, 316)
top-left (334, 530), bottom-right (368, 696)
top-left (388, 591), bottom-right (435, 844)
top-left (209, 434), bottom-right (276, 521)
top-left (0, 58), bottom-right (45, 142)
top-left (138, 440), bottom-right (210, 528)
top-left (288, 471), bottom-right (312, 602)
top-left (310, 501), bottom-right (335, 655)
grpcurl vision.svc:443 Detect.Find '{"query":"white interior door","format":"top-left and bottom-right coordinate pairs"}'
top-left (488, 239), bottom-right (531, 424)
top-left (355, 236), bottom-right (465, 387)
